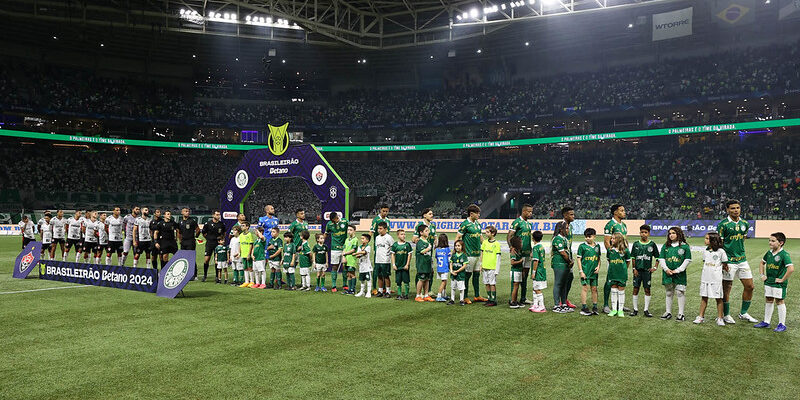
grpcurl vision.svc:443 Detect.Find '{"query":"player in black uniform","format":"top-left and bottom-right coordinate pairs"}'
top-left (201, 210), bottom-right (226, 282)
top-left (178, 207), bottom-right (200, 251)
top-left (149, 209), bottom-right (163, 270)
top-left (154, 210), bottom-right (180, 266)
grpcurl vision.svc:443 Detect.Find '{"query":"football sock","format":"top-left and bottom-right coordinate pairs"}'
top-left (95, 257), bottom-right (100, 264)
top-left (592, 302), bottom-right (598, 310)
top-left (664, 288), bottom-right (674, 313)
top-left (632, 294), bottom-right (639, 311)
top-left (472, 273), bottom-right (481, 297)
top-left (459, 290), bottom-right (465, 301)
top-left (133, 259), bottom-right (138, 268)
top-left (603, 280), bottom-right (611, 307)
top-left (321, 276), bottom-right (325, 286)
top-left (451, 286), bottom-right (456, 300)
top-left (618, 290), bottom-right (625, 311)
top-left (366, 279), bottom-right (372, 292)
top-left (146, 259), bottom-right (152, 268)
top-left (316, 277), bottom-right (320, 287)
top-left (777, 303), bottom-right (786, 325)
top-left (644, 295), bottom-right (651, 311)
top-left (610, 288), bottom-right (618, 312)
top-left (764, 302), bottom-right (775, 323)
top-left (676, 289), bottom-right (686, 315)
top-left (741, 300), bottom-right (752, 315)
top-left (269, 271), bottom-right (275, 285)
top-left (62, 252), bottom-right (67, 261)
top-left (520, 278), bottom-right (528, 301)
top-left (275, 271), bottom-right (282, 286)
top-left (464, 272), bottom-right (472, 297)
top-left (105, 256), bottom-right (110, 265)
top-left (331, 271), bottom-right (337, 287)
top-left (75, 253), bottom-right (81, 262)
top-left (723, 301), bottom-right (730, 316)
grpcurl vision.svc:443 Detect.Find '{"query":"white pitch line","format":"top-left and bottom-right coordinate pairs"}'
top-left (0, 285), bottom-right (92, 295)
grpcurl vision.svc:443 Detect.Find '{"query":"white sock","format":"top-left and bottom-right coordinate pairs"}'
top-left (645, 295), bottom-right (651, 311)
top-left (611, 288), bottom-right (619, 312)
top-left (764, 302), bottom-right (775, 323)
top-left (121, 253), bottom-right (128, 265)
top-left (451, 286), bottom-right (456, 300)
top-left (94, 257), bottom-right (100, 264)
top-left (378, 287), bottom-right (384, 293)
top-left (665, 289), bottom-right (674, 314)
top-left (62, 252), bottom-right (67, 261)
top-left (360, 282), bottom-right (366, 294)
top-left (460, 290), bottom-right (465, 301)
top-left (133, 258), bottom-right (138, 268)
top-left (677, 290), bottom-right (686, 315)
top-left (632, 294), bottom-right (639, 311)
top-left (105, 256), bottom-right (110, 265)
top-left (537, 293), bottom-right (544, 308)
top-left (261, 271), bottom-right (267, 284)
top-left (618, 290), bottom-right (625, 311)
top-left (146, 259), bottom-right (152, 268)
top-left (254, 272), bottom-right (261, 285)
top-left (777, 303), bottom-right (786, 325)
top-left (75, 253), bottom-right (81, 262)
top-left (366, 279), bottom-right (372, 291)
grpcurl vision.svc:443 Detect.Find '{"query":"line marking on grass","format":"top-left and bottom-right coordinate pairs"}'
top-left (0, 285), bottom-right (92, 295)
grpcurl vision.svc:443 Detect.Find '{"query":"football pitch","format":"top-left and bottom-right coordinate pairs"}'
top-left (2, 233), bottom-right (799, 399)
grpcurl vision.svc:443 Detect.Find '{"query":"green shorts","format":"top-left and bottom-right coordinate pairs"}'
top-left (359, 272), bottom-right (371, 281)
top-left (609, 279), bottom-right (627, 288)
top-left (242, 258), bottom-right (253, 269)
top-left (416, 272), bottom-right (431, 282)
top-left (632, 269), bottom-right (652, 289)
top-left (375, 263), bottom-right (391, 278)
top-left (395, 269), bottom-right (410, 284)
top-left (346, 265), bottom-right (356, 273)
top-left (581, 276), bottom-right (598, 286)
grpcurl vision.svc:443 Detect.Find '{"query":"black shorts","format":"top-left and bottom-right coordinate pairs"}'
top-left (180, 240), bottom-right (196, 251)
top-left (151, 242), bottom-right (161, 256)
top-left (204, 242), bottom-right (217, 257)
top-left (42, 242), bottom-right (52, 250)
top-left (108, 241), bottom-right (123, 254)
top-left (22, 237), bottom-right (34, 248)
top-left (53, 238), bottom-right (66, 245)
top-left (66, 238), bottom-right (82, 251)
top-left (83, 241), bottom-right (99, 253)
top-left (135, 241), bottom-right (152, 255)
top-left (98, 243), bottom-right (108, 253)
top-left (160, 242), bottom-right (178, 255)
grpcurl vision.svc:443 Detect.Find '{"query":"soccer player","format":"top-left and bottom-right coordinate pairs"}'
top-left (312, 232), bottom-right (329, 292)
top-left (149, 209), bottom-right (163, 271)
top-left (754, 232), bottom-right (794, 332)
top-left (343, 225), bottom-right (359, 294)
top-left (106, 207), bottom-right (124, 266)
top-left (324, 211), bottom-right (348, 292)
top-left (695, 232), bottom-right (727, 326)
top-left (267, 227), bottom-right (283, 289)
top-left (50, 210), bottom-right (67, 261)
top-left (606, 232), bottom-right (631, 318)
top-left (414, 224), bottom-right (433, 302)
top-left (456, 204), bottom-right (486, 303)
top-left (238, 221), bottom-right (255, 288)
top-left (251, 227), bottom-right (267, 289)
top-left (553, 207), bottom-right (577, 309)
top-left (288, 209), bottom-right (309, 251)
top-left (282, 232), bottom-right (297, 290)
top-left (18, 214), bottom-right (35, 250)
top-left (258, 205), bottom-right (279, 287)
top-left (435, 233), bottom-right (451, 302)
top-left (97, 212), bottom-right (109, 264)
top-left (354, 233), bottom-right (373, 298)
top-left (65, 211), bottom-right (84, 262)
top-left (133, 207), bottom-right (154, 268)
top-left (371, 204), bottom-right (391, 294)
top-left (82, 211), bottom-right (100, 263)
top-left (551, 222), bottom-right (573, 313)
top-left (480, 225), bottom-right (501, 307)
top-left (413, 208), bottom-right (437, 296)
top-left (154, 210), bottom-right (179, 267)
top-left (214, 237), bottom-right (229, 284)
top-left (228, 227), bottom-right (242, 285)
top-left (529, 231), bottom-right (548, 313)
top-left (201, 211), bottom-right (227, 281)
top-left (296, 230), bottom-right (313, 291)
top-left (509, 236), bottom-right (525, 309)
top-left (374, 221), bottom-right (395, 297)
top-left (122, 206), bottom-right (140, 266)
top-left (602, 204), bottom-right (627, 314)
top-left (37, 212), bottom-right (53, 259)
top-left (659, 227), bottom-right (692, 321)
top-left (508, 204), bottom-right (533, 304)
top-left (576, 228), bottom-right (601, 316)
top-left (178, 207), bottom-right (200, 252)
top-left (630, 225), bottom-right (659, 317)
top-left (391, 228), bottom-right (413, 300)
top-left (717, 200), bottom-right (758, 323)
top-left (448, 239), bottom-right (469, 306)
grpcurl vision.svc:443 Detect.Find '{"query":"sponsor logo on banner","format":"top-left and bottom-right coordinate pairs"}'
top-left (39, 259), bottom-right (158, 292)
top-left (312, 165), bottom-right (327, 185)
top-left (13, 241), bottom-right (42, 279)
top-left (652, 7), bottom-right (693, 41)
top-left (226, 190), bottom-right (234, 202)
top-left (223, 212), bottom-right (238, 220)
top-left (267, 123), bottom-right (290, 156)
top-left (645, 219), bottom-right (756, 238)
top-left (235, 170), bottom-right (249, 188)
top-left (323, 211), bottom-right (344, 220)
top-left (156, 250), bottom-right (196, 298)
top-left (714, 0), bottom-right (754, 25)
top-left (163, 258), bottom-right (190, 289)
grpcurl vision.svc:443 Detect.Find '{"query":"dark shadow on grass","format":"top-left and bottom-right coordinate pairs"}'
top-left (180, 290), bottom-right (217, 298)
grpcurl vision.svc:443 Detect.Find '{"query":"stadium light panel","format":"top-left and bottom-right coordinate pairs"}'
top-left (456, 15), bottom-right (462, 20)
top-left (529, 0), bottom-right (535, 4)
top-left (501, 4), bottom-right (506, 10)
top-left (470, 8), bottom-right (479, 18)
top-left (627, 23), bottom-right (633, 28)
top-left (246, 15), bottom-right (251, 21)
top-left (525, 41), bottom-right (530, 46)
top-left (476, 49), bottom-right (482, 53)
top-left (266, 17), bottom-right (272, 23)
top-left (180, 9), bottom-right (185, 15)
top-left (231, 13), bottom-right (237, 20)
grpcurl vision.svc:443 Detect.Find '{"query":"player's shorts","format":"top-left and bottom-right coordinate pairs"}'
top-left (510, 270), bottom-right (522, 283)
top-left (395, 269), bottom-right (410, 284)
top-left (216, 261), bottom-right (228, 270)
top-left (482, 269), bottom-right (497, 285)
top-left (439, 272), bottom-right (449, 281)
top-left (451, 280), bottom-right (465, 290)
top-left (82, 241), bottom-right (98, 253)
top-left (359, 272), bottom-right (371, 281)
top-left (314, 263), bottom-right (328, 273)
top-left (159, 242), bottom-right (178, 255)
top-left (465, 256), bottom-right (481, 273)
top-left (41, 242), bottom-right (51, 250)
top-left (269, 260), bottom-right (280, 270)
top-left (254, 260), bottom-right (266, 272)
top-left (375, 263), bottom-right (391, 278)
top-left (416, 272), bottom-right (431, 282)
top-left (135, 241), bottom-right (152, 255)
top-left (609, 279), bottom-right (626, 288)
top-left (66, 238), bottom-right (82, 251)
top-left (699, 282), bottom-right (722, 298)
top-left (232, 260), bottom-right (244, 271)
top-left (581, 276), bottom-right (599, 286)
top-left (241, 258), bottom-right (253, 269)
top-left (180, 240), bottom-right (196, 251)
top-left (521, 256), bottom-right (531, 269)
top-left (204, 243), bottom-right (217, 257)
top-left (284, 266), bottom-right (295, 274)
top-left (98, 242), bottom-right (109, 253)
top-left (723, 261), bottom-right (753, 281)
top-left (299, 267), bottom-right (310, 276)
top-left (22, 237), bottom-right (34, 248)
top-left (330, 250), bottom-right (343, 265)
top-left (150, 242), bottom-right (161, 256)
top-left (632, 269), bottom-right (651, 289)
top-left (108, 241), bottom-right (123, 254)
top-left (764, 285), bottom-right (786, 299)
top-left (532, 280), bottom-right (548, 291)
top-left (123, 238), bottom-right (134, 253)
top-left (663, 283), bottom-right (687, 292)
top-left (346, 265), bottom-right (356, 273)
top-left (53, 238), bottom-right (66, 245)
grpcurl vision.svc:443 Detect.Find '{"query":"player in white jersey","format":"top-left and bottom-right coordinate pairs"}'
top-left (65, 211), bottom-right (84, 262)
top-left (121, 206), bottom-right (140, 266)
top-left (50, 210), bottom-right (67, 260)
top-left (38, 212), bottom-right (54, 259)
top-left (82, 211), bottom-right (100, 263)
top-left (78, 210), bottom-right (88, 246)
top-left (97, 212), bottom-right (109, 264)
top-left (106, 207), bottom-right (125, 265)
top-left (133, 207), bottom-right (153, 268)
top-left (18, 214), bottom-right (35, 249)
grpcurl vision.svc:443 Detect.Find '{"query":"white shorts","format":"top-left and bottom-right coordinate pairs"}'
top-left (232, 260), bottom-right (244, 271)
top-left (664, 283), bottom-right (687, 292)
top-left (510, 271), bottom-right (522, 283)
top-left (764, 285), bottom-right (786, 299)
top-left (466, 256), bottom-right (481, 273)
top-left (482, 269), bottom-right (497, 285)
top-left (722, 261), bottom-right (753, 281)
top-left (269, 260), bottom-right (280, 270)
top-left (452, 280), bottom-right (465, 290)
top-left (699, 282), bottom-right (722, 299)
top-left (314, 263), bottom-right (328, 272)
top-left (216, 261), bottom-right (227, 270)
top-left (330, 250), bottom-right (343, 265)
top-left (438, 272), bottom-right (449, 281)
top-left (123, 238), bottom-right (134, 253)
top-left (299, 267), bottom-right (310, 276)
top-left (521, 256), bottom-right (531, 269)
top-left (532, 280), bottom-right (547, 291)
top-left (254, 260), bottom-right (266, 272)
top-left (285, 267), bottom-right (296, 274)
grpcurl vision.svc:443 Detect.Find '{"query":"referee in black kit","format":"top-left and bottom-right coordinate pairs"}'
top-left (178, 208), bottom-right (200, 279)
top-left (200, 210), bottom-right (227, 282)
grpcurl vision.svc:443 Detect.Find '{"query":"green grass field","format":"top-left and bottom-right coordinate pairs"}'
top-left (2, 233), bottom-right (799, 399)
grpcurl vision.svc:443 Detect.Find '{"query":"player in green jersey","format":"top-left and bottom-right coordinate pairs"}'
top-left (630, 225), bottom-right (659, 317)
top-left (606, 232), bottom-right (631, 317)
top-left (342, 225), bottom-right (359, 294)
top-left (267, 227), bottom-right (283, 289)
top-left (324, 212), bottom-right (349, 292)
top-left (252, 227), bottom-right (268, 288)
top-left (391, 229), bottom-right (413, 299)
top-left (297, 230), bottom-right (313, 291)
top-left (312, 233), bottom-right (329, 292)
top-left (551, 221), bottom-right (574, 313)
top-left (509, 236), bottom-right (525, 309)
top-left (370, 204), bottom-right (390, 294)
top-left (602, 204), bottom-right (627, 314)
top-left (214, 237), bottom-right (229, 285)
top-left (553, 206), bottom-right (577, 310)
top-left (282, 232), bottom-right (297, 290)
top-left (456, 204), bottom-right (486, 303)
top-left (448, 239), bottom-right (469, 305)
top-left (413, 208), bottom-right (437, 297)
top-left (659, 227), bottom-right (691, 321)
top-left (528, 231), bottom-right (548, 313)
top-left (754, 232), bottom-right (794, 332)
top-left (238, 221), bottom-right (256, 288)
top-left (717, 200), bottom-right (758, 324)
top-left (576, 228), bottom-right (601, 316)
top-left (507, 204), bottom-right (533, 305)
top-left (414, 224), bottom-right (434, 302)
top-left (288, 208), bottom-right (309, 249)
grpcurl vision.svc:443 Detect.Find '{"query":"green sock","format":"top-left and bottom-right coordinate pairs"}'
top-left (464, 272), bottom-right (472, 297)
top-left (741, 300), bottom-right (751, 314)
top-left (472, 273), bottom-right (481, 297)
top-left (276, 271), bottom-right (282, 285)
top-left (603, 280), bottom-right (611, 307)
top-left (592, 303), bottom-right (598, 309)
top-left (724, 301), bottom-right (730, 316)
top-left (520, 279), bottom-right (528, 301)
top-left (331, 271), bottom-right (338, 287)
top-left (316, 276), bottom-right (320, 287)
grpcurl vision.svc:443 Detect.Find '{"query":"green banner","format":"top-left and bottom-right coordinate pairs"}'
top-left (1, 118), bottom-right (798, 152)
